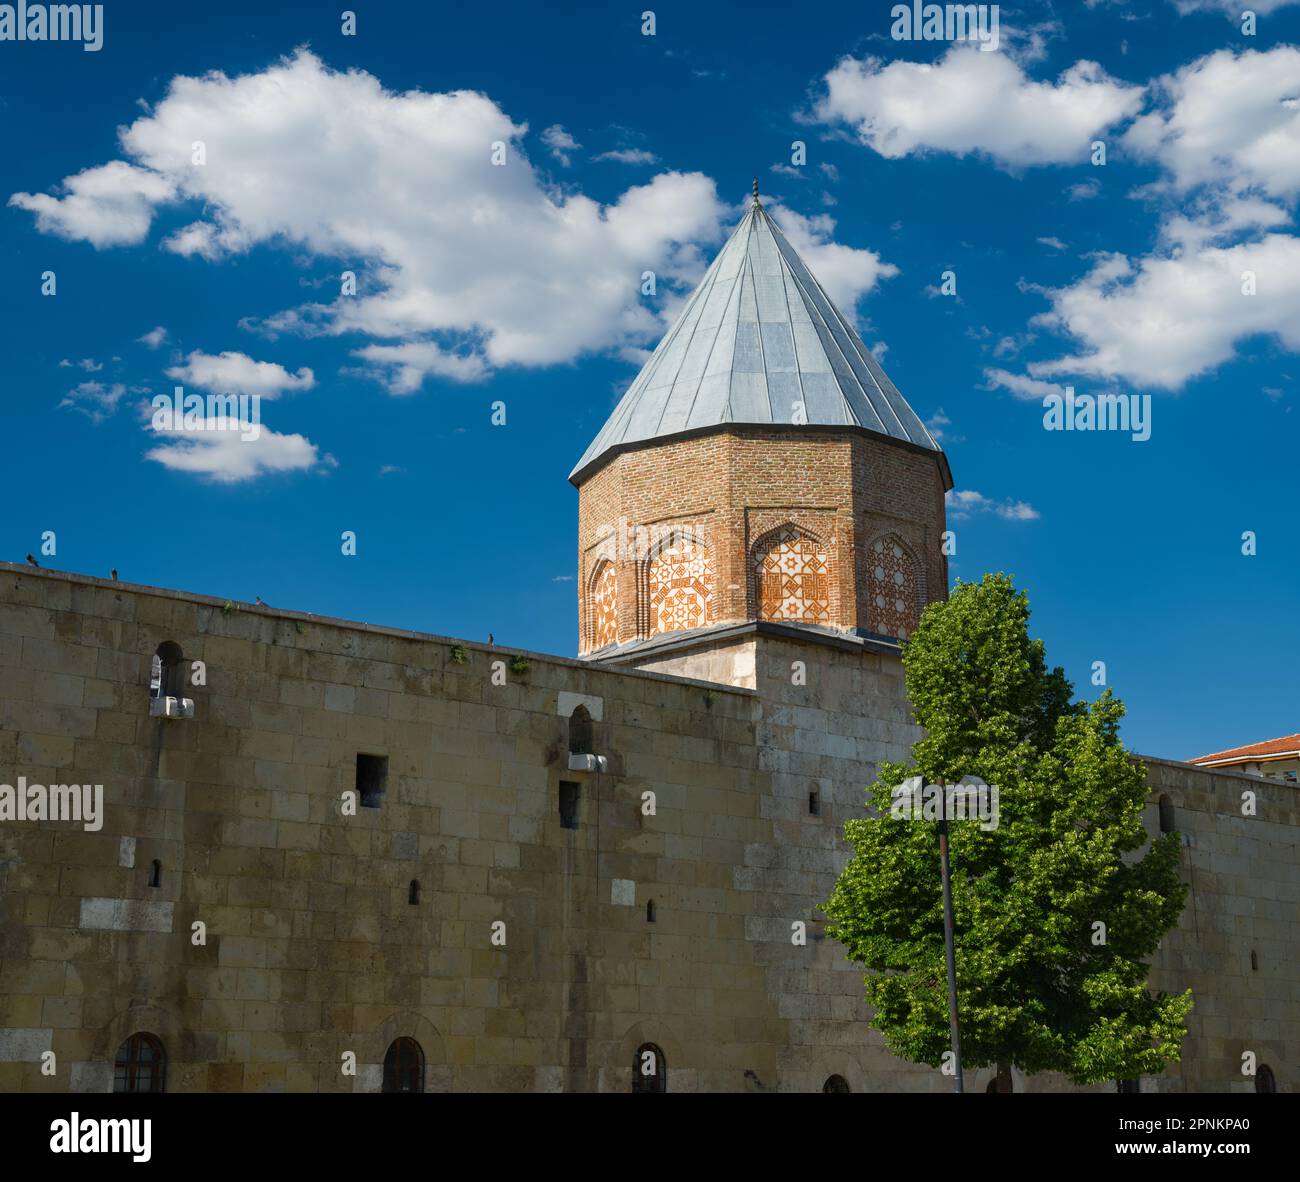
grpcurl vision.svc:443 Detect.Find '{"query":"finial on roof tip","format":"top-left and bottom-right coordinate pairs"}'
top-left (752, 176), bottom-right (761, 208)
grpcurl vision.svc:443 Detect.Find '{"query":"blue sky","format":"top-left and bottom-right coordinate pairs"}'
top-left (2, 0), bottom-right (1297, 761)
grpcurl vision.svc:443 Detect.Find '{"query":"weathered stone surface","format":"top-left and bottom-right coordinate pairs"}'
top-left (0, 566), bottom-right (1294, 1094)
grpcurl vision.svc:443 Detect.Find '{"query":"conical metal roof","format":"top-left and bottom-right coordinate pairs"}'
top-left (569, 199), bottom-right (946, 485)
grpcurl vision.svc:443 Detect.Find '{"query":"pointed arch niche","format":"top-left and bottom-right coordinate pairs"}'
top-left (644, 530), bottom-right (713, 638)
top-left (751, 523), bottom-right (832, 625)
top-left (588, 558), bottom-right (619, 651)
top-left (865, 532), bottom-right (923, 640)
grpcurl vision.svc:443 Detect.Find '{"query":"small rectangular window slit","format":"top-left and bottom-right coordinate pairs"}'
top-left (357, 753), bottom-right (388, 809)
top-left (559, 781), bottom-right (580, 830)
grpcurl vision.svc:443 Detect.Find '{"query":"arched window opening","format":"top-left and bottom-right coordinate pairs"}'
top-left (1251, 950), bottom-right (1258, 971)
top-left (408, 880), bottom-right (420, 906)
top-left (382, 1037), bottom-right (425, 1093)
top-left (1255, 1065), bottom-right (1276, 1094)
top-left (822, 1074), bottom-right (851, 1093)
top-left (113, 1033), bottom-right (166, 1094)
top-left (866, 535), bottom-right (920, 640)
top-left (632, 1042), bottom-right (666, 1093)
top-left (147, 860), bottom-right (161, 889)
top-left (151, 641), bottom-right (185, 699)
top-left (646, 899), bottom-right (656, 923)
top-left (809, 789), bottom-right (821, 816)
top-left (647, 532), bottom-right (713, 637)
top-left (1158, 794), bottom-right (1175, 835)
top-left (568, 706), bottom-right (593, 756)
top-left (753, 525), bottom-right (831, 624)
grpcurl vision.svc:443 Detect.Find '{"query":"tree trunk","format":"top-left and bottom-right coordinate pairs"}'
top-left (994, 1062), bottom-right (1013, 1093)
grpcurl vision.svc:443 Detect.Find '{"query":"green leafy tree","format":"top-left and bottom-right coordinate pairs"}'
top-left (823, 573), bottom-right (1191, 1090)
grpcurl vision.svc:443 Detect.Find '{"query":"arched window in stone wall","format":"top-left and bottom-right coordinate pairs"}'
top-left (589, 559), bottom-right (618, 651)
top-left (151, 641), bottom-right (185, 699)
top-left (632, 1043), bottom-right (667, 1093)
top-left (568, 705), bottom-right (593, 756)
top-left (753, 524), bottom-right (831, 625)
top-left (646, 532), bottom-right (712, 637)
top-left (866, 534), bottom-right (921, 640)
top-left (113, 1032), bottom-right (166, 1094)
top-left (382, 1037), bottom-right (425, 1093)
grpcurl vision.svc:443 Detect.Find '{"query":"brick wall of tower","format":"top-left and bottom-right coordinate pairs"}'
top-left (575, 429), bottom-right (949, 653)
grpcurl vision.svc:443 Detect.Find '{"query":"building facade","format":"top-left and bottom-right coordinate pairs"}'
top-left (1191, 734), bottom-right (1300, 784)
top-left (0, 200), bottom-right (1294, 1093)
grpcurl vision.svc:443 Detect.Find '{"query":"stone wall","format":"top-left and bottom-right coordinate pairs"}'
top-left (1141, 758), bottom-right (1298, 1093)
top-left (0, 565), bottom-right (1294, 1093)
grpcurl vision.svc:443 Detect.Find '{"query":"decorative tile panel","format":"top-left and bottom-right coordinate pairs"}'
top-left (590, 560), bottom-right (618, 650)
top-left (867, 534), bottom-right (918, 639)
top-left (754, 526), bottom-right (831, 624)
top-left (648, 536), bottom-right (713, 635)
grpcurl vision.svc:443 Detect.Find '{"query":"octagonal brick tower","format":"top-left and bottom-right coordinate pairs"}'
top-left (571, 193), bottom-right (953, 662)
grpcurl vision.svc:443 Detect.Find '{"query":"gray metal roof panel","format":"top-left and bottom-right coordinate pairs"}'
top-left (569, 203), bottom-right (944, 482)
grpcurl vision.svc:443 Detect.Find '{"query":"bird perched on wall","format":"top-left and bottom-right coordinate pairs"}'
top-left (25, 554), bottom-right (38, 567)
top-left (488, 633), bottom-right (495, 646)
top-left (255, 596), bottom-right (266, 606)
top-left (110, 569), bottom-right (118, 580)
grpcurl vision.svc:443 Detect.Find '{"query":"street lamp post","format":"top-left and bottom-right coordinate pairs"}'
top-left (935, 779), bottom-right (964, 1094)
top-left (898, 774), bottom-right (993, 1094)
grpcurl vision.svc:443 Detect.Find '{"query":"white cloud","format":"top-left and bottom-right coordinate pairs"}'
top-left (1170, 0), bottom-right (1299, 12)
top-left (767, 203), bottom-right (899, 314)
top-left (1037, 236), bottom-right (1068, 251)
top-left (1027, 236), bottom-right (1300, 389)
top-left (814, 48), bottom-right (1143, 166)
top-left (990, 46), bottom-right (1300, 391)
top-left (541, 124), bottom-right (581, 166)
top-left (137, 326), bottom-right (169, 350)
top-left (593, 148), bottom-right (658, 165)
top-left (1124, 47), bottom-right (1300, 203)
top-left (999, 19), bottom-right (1065, 67)
top-left (59, 357), bottom-right (103, 371)
top-left (165, 350), bottom-right (315, 397)
top-left (59, 381), bottom-right (127, 422)
top-left (926, 407), bottom-right (963, 444)
top-left (351, 341), bottom-right (488, 394)
top-left (1067, 179), bottom-right (1101, 201)
top-left (983, 368), bottom-right (1068, 401)
top-left (9, 160), bottom-right (175, 247)
top-left (946, 489), bottom-right (1040, 521)
top-left (10, 50), bottom-right (737, 388)
top-left (993, 335), bottom-right (1020, 357)
top-left (144, 418), bottom-right (332, 483)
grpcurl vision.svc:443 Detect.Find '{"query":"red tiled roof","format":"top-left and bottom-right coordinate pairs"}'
top-left (1191, 732), bottom-right (1300, 765)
